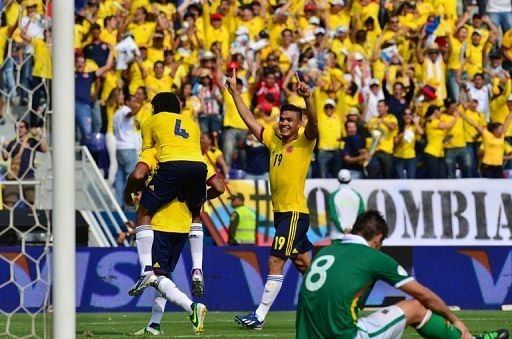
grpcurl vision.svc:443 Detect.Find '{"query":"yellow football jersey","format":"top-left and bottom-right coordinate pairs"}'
top-left (141, 112), bottom-right (204, 163)
top-left (262, 128), bottom-right (315, 213)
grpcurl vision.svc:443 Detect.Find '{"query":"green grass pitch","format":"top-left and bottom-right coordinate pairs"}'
top-left (1, 311), bottom-right (511, 338)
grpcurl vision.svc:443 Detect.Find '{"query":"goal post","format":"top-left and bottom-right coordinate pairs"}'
top-left (51, 0), bottom-right (76, 337)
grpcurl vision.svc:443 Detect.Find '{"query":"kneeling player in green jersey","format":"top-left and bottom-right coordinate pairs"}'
top-left (297, 211), bottom-right (509, 339)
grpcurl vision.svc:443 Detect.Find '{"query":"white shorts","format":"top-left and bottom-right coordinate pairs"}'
top-left (355, 306), bottom-right (406, 339)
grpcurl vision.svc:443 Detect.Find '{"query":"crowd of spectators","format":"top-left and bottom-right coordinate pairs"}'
top-left (2, 0), bottom-right (512, 208)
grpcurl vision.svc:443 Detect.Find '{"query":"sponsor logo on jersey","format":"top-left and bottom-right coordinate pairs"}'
top-left (397, 265), bottom-right (408, 277)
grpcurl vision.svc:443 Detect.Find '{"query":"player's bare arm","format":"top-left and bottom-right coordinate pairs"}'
top-left (400, 280), bottom-right (472, 339)
top-left (296, 80), bottom-right (318, 140)
top-left (206, 176), bottom-right (225, 199)
top-left (225, 69), bottom-right (264, 141)
top-left (124, 162), bottom-right (151, 206)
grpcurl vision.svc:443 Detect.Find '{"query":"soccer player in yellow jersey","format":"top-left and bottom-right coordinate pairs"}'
top-left (226, 69), bottom-right (318, 329)
top-left (129, 92), bottom-right (207, 294)
top-left (125, 148), bottom-right (224, 335)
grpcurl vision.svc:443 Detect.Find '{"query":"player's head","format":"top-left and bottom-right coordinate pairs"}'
top-left (279, 104), bottom-right (303, 139)
top-left (337, 169), bottom-right (351, 184)
top-left (351, 210), bottom-right (388, 250)
top-left (151, 92), bottom-right (181, 114)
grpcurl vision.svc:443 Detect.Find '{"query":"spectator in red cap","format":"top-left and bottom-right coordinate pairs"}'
top-left (204, 9), bottom-right (230, 59)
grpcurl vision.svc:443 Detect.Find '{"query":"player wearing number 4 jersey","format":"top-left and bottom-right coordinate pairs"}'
top-left (128, 92), bottom-right (207, 300)
top-left (297, 211), bottom-right (509, 339)
top-left (226, 69), bottom-right (318, 329)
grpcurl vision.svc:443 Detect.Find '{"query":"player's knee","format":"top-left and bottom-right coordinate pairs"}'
top-left (397, 299), bottom-right (428, 325)
top-left (267, 255), bottom-right (285, 275)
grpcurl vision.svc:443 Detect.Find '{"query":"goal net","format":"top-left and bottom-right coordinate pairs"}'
top-left (0, 0), bottom-right (53, 337)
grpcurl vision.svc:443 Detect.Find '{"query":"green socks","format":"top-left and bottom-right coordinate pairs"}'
top-left (416, 310), bottom-right (461, 339)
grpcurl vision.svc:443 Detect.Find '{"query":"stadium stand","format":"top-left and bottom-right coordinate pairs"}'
top-left (2, 0), bottom-right (512, 210)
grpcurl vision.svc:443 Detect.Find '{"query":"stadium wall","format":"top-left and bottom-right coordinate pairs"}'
top-left (1, 246), bottom-right (510, 312)
top-left (211, 179), bottom-right (512, 246)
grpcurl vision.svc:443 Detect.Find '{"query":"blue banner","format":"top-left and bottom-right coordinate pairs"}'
top-left (0, 246), bottom-right (510, 312)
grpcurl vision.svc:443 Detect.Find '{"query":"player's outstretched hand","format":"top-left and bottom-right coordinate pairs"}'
top-left (225, 69), bottom-right (238, 95)
top-left (296, 80), bottom-right (312, 98)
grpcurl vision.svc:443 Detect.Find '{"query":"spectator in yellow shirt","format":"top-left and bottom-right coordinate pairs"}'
top-left (461, 98), bottom-right (487, 177)
top-left (462, 109), bottom-right (512, 178)
top-left (394, 107), bottom-right (424, 178)
top-left (144, 60), bottom-right (173, 99)
top-left (317, 99), bottom-right (343, 178)
top-left (447, 26), bottom-right (468, 102)
top-left (201, 132), bottom-right (230, 181)
top-left (441, 99), bottom-right (472, 178)
top-left (423, 105), bottom-right (448, 178)
top-left (367, 100), bottom-right (398, 178)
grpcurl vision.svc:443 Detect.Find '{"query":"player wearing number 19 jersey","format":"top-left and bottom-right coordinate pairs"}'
top-left (297, 211), bottom-right (509, 339)
top-left (226, 70), bottom-right (318, 329)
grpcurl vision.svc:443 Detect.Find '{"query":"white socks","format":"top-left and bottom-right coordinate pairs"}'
top-left (189, 223), bottom-right (203, 271)
top-left (135, 225), bottom-right (153, 275)
top-left (149, 290), bottom-right (167, 325)
top-left (255, 275), bottom-right (283, 322)
top-left (155, 276), bottom-right (193, 314)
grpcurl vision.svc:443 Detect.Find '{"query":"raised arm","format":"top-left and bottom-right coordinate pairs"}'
top-left (296, 78), bottom-right (318, 140)
top-left (225, 69), bottom-right (264, 141)
top-left (460, 109), bottom-right (484, 135)
top-left (504, 112), bottom-right (512, 134)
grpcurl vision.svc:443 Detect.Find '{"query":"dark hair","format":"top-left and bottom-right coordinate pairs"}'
top-left (103, 16), bottom-right (113, 26)
top-left (280, 103), bottom-right (303, 119)
top-left (15, 120), bottom-right (29, 132)
top-left (348, 81), bottom-right (359, 95)
top-left (153, 60), bottom-right (164, 69)
top-left (355, 30), bottom-right (366, 43)
top-left (151, 92), bottom-right (181, 113)
top-left (377, 99), bottom-right (387, 106)
top-left (425, 104), bottom-right (439, 119)
top-left (473, 73), bottom-right (485, 80)
top-left (351, 210), bottom-right (389, 242)
top-left (282, 28), bottom-right (293, 36)
top-left (393, 81), bottom-right (405, 89)
top-left (444, 97), bottom-right (456, 108)
top-left (488, 122), bottom-right (503, 134)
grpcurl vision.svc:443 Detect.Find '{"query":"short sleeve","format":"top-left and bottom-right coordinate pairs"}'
top-left (261, 127), bottom-right (273, 148)
top-left (371, 252), bottom-right (414, 288)
top-left (206, 160), bottom-right (216, 181)
top-left (482, 129), bottom-right (493, 142)
top-left (298, 129), bottom-right (316, 150)
top-left (505, 142), bottom-right (512, 155)
top-left (387, 114), bottom-right (398, 125)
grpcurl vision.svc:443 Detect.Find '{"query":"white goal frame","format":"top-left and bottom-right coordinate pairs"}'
top-left (51, 0), bottom-right (76, 338)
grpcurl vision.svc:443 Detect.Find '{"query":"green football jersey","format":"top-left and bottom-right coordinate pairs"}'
top-left (296, 235), bottom-right (413, 339)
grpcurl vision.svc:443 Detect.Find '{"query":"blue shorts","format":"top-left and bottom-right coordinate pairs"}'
top-left (152, 231), bottom-right (188, 276)
top-left (140, 161), bottom-right (207, 218)
top-left (270, 212), bottom-right (312, 259)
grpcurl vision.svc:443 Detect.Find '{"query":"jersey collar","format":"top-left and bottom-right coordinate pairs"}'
top-left (340, 234), bottom-right (369, 247)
